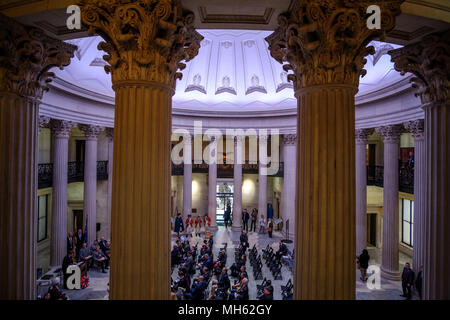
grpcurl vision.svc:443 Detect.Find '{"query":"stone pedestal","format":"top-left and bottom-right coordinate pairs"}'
top-left (232, 136), bottom-right (243, 231)
top-left (266, 0), bottom-right (402, 299)
top-left (281, 134), bottom-right (296, 239)
top-left (403, 120), bottom-right (425, 271)
top-left (355, 128), bottom-right (373, 255)
top-left (183, 134), bottom-right (192, 219)
top-left (79, 1), bottom-right (202, 299)
top-left (50, 120), bottom-right (76, 266)
top-left (377, 125), bottom-right (403, 281)
top-left (208, 136), bottom-right (218, 231)
top-left (80, 125), bottom-right (103, 244)
top-left (0, 14), bottom-right (75, 299)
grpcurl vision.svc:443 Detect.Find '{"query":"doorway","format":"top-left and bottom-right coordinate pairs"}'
top-left (216, 181), bottom-right (233, 225)
top-left (367, 213), bottom-right (377, 247)
top-left (73, 209), bottom-right (83, 233)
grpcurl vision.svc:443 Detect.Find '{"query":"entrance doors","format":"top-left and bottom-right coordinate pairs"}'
top-left (216, 181), bottom-right (233, 225)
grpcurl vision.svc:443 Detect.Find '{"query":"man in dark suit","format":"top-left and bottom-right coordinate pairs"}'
top-left (242, 209), bottom-right (250, 232)
top-left (401, 262), bottom-right (415, 300)
top-left (62, 251), bottom-right (75, 289)
top-left (218, 267), bottom-right (230, 292)
top-left (276, 240), bottom-right (288, 260)
top-left (185, 276), bottom-right (207, 300)
top-left (240, 230), bottom-right (249, 253)
top-left (171, 244), bottom-right (180, 268)
top-left (67, 232), bottom-right (74, 254)
top-left (75, 229), bottom-right (84, 257)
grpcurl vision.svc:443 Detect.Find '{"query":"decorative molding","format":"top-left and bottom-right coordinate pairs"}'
top-left (376, 124), bottom-right (404, 143)
top-left (355, 128), bottom-right (374, 144)
top-left (387, 26), bottom-right (435, 42)
top-left (265, 0), bottom-right (403, 89)
top-left (39, 116), bottom-right (51, 133)
top-left (283, 134), bottom-right (297, 145)
top-left (198, 7), bottom-right (274, 25)
top-left (78, 0), bottom-right (203, 88)
top-left (389, 30), bottom-right (450, 105)
top-left (50, 119), bottom-right (77, 138)
top-left (79, 124), bottom-right (104, 140)
top-left (403, 119), bottom-right (425, 139)
top-left (0, 13), bottom-right (76, 98)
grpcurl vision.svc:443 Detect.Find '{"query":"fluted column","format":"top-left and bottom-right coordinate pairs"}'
top-left (208, 136), bottom-right (218, 231)
top-left (79, 1), bottom-right (202, 299)
top-left (355, 128), bottom-right (373, 255)
top-left (50, 120), bottom-right (76, 266)
top-left (266, 0), bottom-right (402, 299)
top-left (232, 135), bottom-right (243, 231)
top-left (105, 128), bottom-right (114, 240)
top-left (183, 134), bottom-right (192, 219)
top-left (258, 135), bottom-right (268, 219)
top-left (376, 125), bottom-right (403, 280)
top-left (403, 120), bottom-right (425, 271)
top-left (281, 134), bottom-right (297, 239)
top-left (390, 30), bottom-right (450, 299)
top-left (80, 124), bottom-right (103, 244)
top-left (0, 14), bottom-right (75, 300)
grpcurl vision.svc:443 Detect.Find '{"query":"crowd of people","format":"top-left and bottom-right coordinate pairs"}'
top-left (170, 229), bottom-right (291, 300)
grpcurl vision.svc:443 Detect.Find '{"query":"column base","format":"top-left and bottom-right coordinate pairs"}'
top-left (208, 225), bottom-right (218, 232)
top-left (381, 266), bottom-right (401, 281)
top-left (231, 225), bottom-right (242, 232)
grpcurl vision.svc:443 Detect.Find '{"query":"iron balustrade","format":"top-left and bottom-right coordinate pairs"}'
top-left (170, 161), bottom-right (284, 177)
top-left (38, 161), bottom-right (108, 189)
top-left (366, 165), bottom-right (414, 194)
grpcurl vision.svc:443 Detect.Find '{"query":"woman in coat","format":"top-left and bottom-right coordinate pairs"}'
top-left (174, 213), bottom-right (184, 236)
top-left (357, 249), bottom-right (370, 282)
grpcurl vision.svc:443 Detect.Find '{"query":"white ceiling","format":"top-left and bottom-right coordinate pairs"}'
top-left (56, 29), bottom-right (404, 112)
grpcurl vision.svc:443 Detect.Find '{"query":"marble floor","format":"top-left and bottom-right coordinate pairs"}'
top-left (61, 227), bottom-right (414, 300)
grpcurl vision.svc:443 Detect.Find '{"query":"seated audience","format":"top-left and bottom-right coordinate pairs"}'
top-left (79, 242), bottom-right (93, 269)
top-left (93, 245), bottom-right (108, 273)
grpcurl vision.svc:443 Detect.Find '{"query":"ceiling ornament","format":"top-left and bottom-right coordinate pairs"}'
top-left (185, 73), bottom-right (206, 94)
top-left (216, 75), bottom-right (237, 95)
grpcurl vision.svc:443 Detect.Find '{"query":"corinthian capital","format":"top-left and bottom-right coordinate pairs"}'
top-left (376, 124), bottom-right (403, 143)
top-left (78, 0), bottom-right (203, 89)
top-left (355, 128), bottom-right (374, 144)
top-left (79, 124), bottom-right (104, 140)
top-left (389, 30), bottom-right (450, 105)
top-left (283, 134), bottom-right (297, 145)
top-left (403, 119), bottom-right (424, 140)
top-left (0, 14), bottom-right (76, 98)
top-left (50, 119), bottom-right (77, 139)
top-left (265, 0), bottom-right (403, 89)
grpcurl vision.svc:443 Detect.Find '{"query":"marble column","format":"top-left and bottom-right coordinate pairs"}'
top-left (105, 128), bottom-right (114, 240)
top-left (355, 128), bottom-right (373, 255)
top-left (208, 136), bottom-right (218, 231)
top-left (50, 120), bottom-right (76, 266)
top-left (0, 14), bottom-right (75, 299)
top-left (403, 120), bottom-right (425, 271)
top-left (266, 0), bottom-right (402, 299)
top-left (183, 134), bottom-right (193, 219)
top-left (80, 1), bottom-right (202, 299)
top-left (376, 125), bottom-right (403, 280)
top-left (390, 31), bottom-right (450, 299)
top-left (258, 135), bottom-right (268, 219)
top-left (281, 134), bottom-right (297, 239)
top-left (80, 124), bottom-right (104, 244)
top-left (232, 135), bottom-right (243, 231)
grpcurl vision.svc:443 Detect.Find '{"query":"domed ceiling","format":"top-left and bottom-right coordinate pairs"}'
top-left (57, 30), bottom-right (403, 111)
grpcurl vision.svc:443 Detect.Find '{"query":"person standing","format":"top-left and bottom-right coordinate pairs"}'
top-left (185, 214), bottom-right (193, 237)
top-left (250, 208), bottom-right (257, 232)
top-left (174, 213), bottom-right (184, 236)
top-left (224, 204), bottom-right (231, 229)
top-left (259, 214), bottom-right (266, 234)
top-left (357, 249), bottom-right (370, 282)
top-left (267, 218), bottom-right (273, 238)
top-left (401, 262), bottom-right (415, 300)
top-left (242, 209), bottom-right (250, 232)
top-left (267, 203), bottom-right (274, 220)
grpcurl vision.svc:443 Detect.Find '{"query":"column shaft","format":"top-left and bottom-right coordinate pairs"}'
top-left (0, 94), bottom-right (38, 299)
top-left (110, 85), bottom-right (171, 299)
top-left (295, 86), bottom-right (356, 300)
top-left (106, 129), bottom-right (114, 240)
top-left (258, 137), bottom-right (268, 219)
top-left (84, 134), bottom-right (99, 243)
top-left (377, 125), bottom-right (402, 280)
top-left (282, 135), bottom-right (296, 239)
top-left (232, 137), bottom-right (243, 231)
top-left (424, 103), bottom-right (450, 299)
top-left (50, 122), bottom-right (73, 266)
top-left (183, 136), bottom-right (192, 219)
top-left (208, 140), bottom-right (217, 230)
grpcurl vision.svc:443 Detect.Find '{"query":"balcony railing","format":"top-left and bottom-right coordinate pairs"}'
top-left (367, 165), bottom-right (414, 194)
top-left (38, 161), bottom-right (108, 189)
top-left (171, 161), bottom-right (284, 177)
